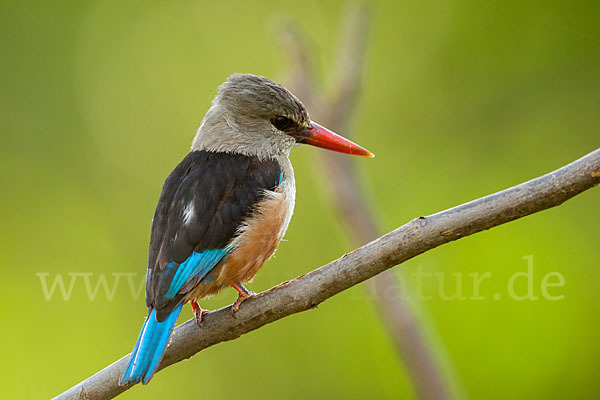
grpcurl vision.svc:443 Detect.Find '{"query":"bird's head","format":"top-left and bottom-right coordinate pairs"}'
top-left (192, 73), bottom-right (373, 159)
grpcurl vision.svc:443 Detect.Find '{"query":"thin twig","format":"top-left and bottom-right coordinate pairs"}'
top-left (53, 148), bottom-right (600, 400)
top-left (278, 4), bottom-right (453, 399)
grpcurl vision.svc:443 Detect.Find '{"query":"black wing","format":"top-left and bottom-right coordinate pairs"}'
top-left (145, 150), bottom-right (280, 319)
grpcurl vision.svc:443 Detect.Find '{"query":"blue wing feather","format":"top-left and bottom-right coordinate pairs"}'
top-left (164, 248), bottom-right (228, 300)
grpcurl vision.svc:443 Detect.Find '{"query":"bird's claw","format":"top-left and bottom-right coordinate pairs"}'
top-left (230, 281), bottom-right (255, 314)
top-left (190, 300), bottom-right (210, 327)
top-left (193, 308), bottom-right (210, 326)
top-left (231, 291), bottom-right (255, 314)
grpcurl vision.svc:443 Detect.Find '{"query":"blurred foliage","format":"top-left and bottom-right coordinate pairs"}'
top-left (1, 1), bottom-right (599, 399)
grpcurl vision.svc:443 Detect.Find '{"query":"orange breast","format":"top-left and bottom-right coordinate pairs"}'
top-left (216, 190), bottom-right (289, 284)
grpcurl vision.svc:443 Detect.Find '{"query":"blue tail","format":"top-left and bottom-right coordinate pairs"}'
top-left (120, 303), bottom-right (183, 385)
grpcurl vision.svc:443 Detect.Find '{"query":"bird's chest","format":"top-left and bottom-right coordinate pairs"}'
top-left (214, 180), bottom-right (295, 285)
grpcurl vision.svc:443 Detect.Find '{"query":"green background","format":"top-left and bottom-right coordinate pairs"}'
top-left (1, 1), bottom-right (599, 399)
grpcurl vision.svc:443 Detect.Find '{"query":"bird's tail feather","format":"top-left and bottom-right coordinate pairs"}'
top-left (120, 303), bottom-right (183, 385)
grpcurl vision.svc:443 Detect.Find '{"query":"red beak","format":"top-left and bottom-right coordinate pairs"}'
top-left (297, 121), bottom-right (374, 157)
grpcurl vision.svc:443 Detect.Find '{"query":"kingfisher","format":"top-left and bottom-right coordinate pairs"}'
top-left (120, 73), bottom-right (373, 385)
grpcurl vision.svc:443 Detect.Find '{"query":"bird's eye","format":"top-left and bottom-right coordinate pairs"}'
top-left (271, 116), bottom-right (296, 132)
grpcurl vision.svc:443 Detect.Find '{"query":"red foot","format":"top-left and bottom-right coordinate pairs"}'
top-left (230, 282), bottom-right (255, 314)
top-left (190, 300), bottom-right (210, 326)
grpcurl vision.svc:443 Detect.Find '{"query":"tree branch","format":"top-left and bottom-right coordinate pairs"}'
top-left (53, 148), bottom-right (600, 400)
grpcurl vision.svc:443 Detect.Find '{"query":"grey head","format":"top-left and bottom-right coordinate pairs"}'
top-left (192, 73), bottom-right (311, 159)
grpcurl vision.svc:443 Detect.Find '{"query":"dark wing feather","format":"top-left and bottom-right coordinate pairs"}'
top-left (145, 150), bottom-right (281, 318)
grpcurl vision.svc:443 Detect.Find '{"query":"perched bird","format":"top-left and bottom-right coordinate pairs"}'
top-left (120, 73), bottom-right (373, 385)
